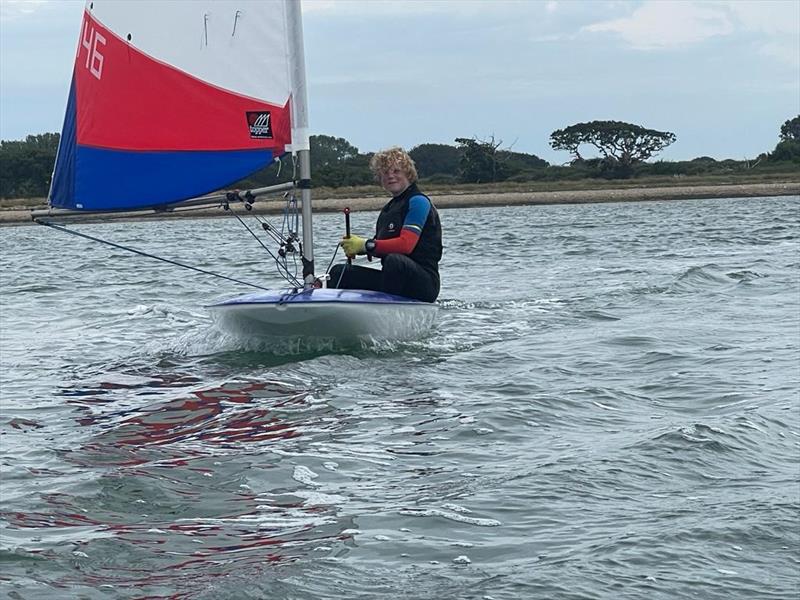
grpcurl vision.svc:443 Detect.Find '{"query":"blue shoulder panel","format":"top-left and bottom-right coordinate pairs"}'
top-left (402, 195), bottom-right (431, 235)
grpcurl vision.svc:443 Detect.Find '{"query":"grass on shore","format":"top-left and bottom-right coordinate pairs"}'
top-left (319, 170), bottom-right (800, 200)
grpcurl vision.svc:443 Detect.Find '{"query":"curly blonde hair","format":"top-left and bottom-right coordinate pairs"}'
top-left (369, 146), bottom-right (418, 183)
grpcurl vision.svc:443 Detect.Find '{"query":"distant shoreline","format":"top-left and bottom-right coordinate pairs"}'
top-left (2, 181), bottom-right (798, 226)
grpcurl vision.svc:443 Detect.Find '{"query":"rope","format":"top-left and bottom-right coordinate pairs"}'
top-left (37, 171), bottom-right (335, 293)
top-left (230, 210), bottom-right (281, 258)
top-left (324, 244), bottom-right (347, 288)
top-left (221, 186), bottom-right (305, 288)
top-left (36, 220), bottom-right (273, 292)
top-left (226, 211), bottom-right (301, 287)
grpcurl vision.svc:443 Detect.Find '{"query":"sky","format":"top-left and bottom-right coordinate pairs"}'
top-left (1, 0), bottom-right (798, 164)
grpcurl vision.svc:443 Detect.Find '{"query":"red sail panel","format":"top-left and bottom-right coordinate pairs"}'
top-left (74, 11), bottom-right (291, 153)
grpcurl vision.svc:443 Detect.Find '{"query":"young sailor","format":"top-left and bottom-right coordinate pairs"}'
top-left (329, 147), bottom-right (442, 302)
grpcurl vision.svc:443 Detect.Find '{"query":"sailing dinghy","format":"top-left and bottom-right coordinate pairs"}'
top-left (34, 0), bottom-right (437, 342)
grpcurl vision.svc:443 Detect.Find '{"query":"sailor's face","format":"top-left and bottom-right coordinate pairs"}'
top-left (380, 166), bottom-right (410, 196)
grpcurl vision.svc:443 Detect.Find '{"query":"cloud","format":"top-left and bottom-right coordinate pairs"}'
top-left (582, 0), bottom-right (799, 68)
top-left (303, 0), bottom-right (543, 19)
top-left (0, 0), bottom-right (47, 22)
top-left (583, 1), bottom-right (734, 49)
top-left (303, 0), bottom-right (475, 16)
top-left (727, 0), bottom-right (800, 67)
top-left (724, 0), bottom-right (800, 36)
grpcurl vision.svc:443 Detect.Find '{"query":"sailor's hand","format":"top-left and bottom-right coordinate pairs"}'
top-left (340, 234), bottom-right (367, 258)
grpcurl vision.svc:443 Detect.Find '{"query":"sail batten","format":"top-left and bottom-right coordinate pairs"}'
top-left (51, 0), bottom-right (298, 211)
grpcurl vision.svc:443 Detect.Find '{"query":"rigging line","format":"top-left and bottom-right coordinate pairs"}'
top-left (248, 209), bottom-right (288, 246)
top-left (274, 255), bottom-right (302, 288)
top-left (271, 246), bottom-right (301, 287)
top-left (261, 223), bottom-right (287, 247)
top-left (325, 243), bottom-right (342, 276)
top-left (36, 220), bottom-right (272, 291)
top-left (291, 196), bottom-right (300, 235)
top-left (291, 250), bottom-right (300, 281)
top-left (322, 244), bottom-right (349, 289)
top-left (281, 242), bottom-right (302, 284)
top-left (335, 262), bottom-right (346, 289)
top-left (227, 206), bottom-right (301, 287)
top-left (282, 192), bottom-right (298, 238)
top-left (229, 210), bottom-right (279, 256)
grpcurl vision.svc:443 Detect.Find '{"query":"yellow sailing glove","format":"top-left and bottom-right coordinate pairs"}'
top-left (340, 234), bottom-right (367, 259)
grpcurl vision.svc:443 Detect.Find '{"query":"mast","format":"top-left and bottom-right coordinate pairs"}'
top-left (286, 0), bottom-right (314, 285)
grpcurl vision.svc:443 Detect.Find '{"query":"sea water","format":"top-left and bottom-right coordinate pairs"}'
top-left (0, 195), bottom-right (798, 599)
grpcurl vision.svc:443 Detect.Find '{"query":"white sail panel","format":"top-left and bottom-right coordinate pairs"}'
top-left (86, 0), bottom-right (292, 105)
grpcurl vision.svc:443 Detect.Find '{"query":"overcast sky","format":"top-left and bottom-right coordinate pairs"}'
top-left (1, 0), bottom-right (798, 164)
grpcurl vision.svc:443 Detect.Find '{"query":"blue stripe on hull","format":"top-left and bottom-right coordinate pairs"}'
top-left (51, 146), bottom-right (274, 211)
top-left (209, 288), bottom-right (434, 307)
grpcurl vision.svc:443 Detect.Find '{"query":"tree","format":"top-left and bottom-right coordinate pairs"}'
top-left (236, 134), bottom-right (363, 188)
top-left (309, 135), bottom-right (375, 187)
top-left (310, 134), bottom-right (359, 172)
top-left (497, 150), bottom-right (548, 177)
top-left (766, 115), bottom-right (800, 163)
top-left (549, 120), bottom-right (676, 176)
top-left (409, 143), bottom-right (460, 178)
top-left (454, 136), bottom-right (507, 183)
top-left (0, 133), bottom-right (60, 198)
top-left (779, 115), bottom-right (800, 142)
top-left (313, 152), bottom-right (374, 187)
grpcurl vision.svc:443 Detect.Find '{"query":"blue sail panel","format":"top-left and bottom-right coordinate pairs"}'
top-left (49, 76), bottom-right (78, 208)
top-left (49, 147), bottom-right (274, 211)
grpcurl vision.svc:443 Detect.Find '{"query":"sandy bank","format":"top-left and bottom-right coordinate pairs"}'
top-left (2, 182), bottom-right (798, 226)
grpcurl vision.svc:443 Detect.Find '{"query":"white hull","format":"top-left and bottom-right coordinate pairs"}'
top-left (207, 288), bottom-right (438, 341)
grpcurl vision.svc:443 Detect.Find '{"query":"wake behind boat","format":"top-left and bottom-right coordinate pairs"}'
top-left (33, 0), bottom-right (438, 343)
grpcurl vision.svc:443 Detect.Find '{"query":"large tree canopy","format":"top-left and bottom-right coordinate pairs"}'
top-left (409, 143), bottom-right (460, 178)
top-left (454, 136), bottom-right (507, 183)
top-left (771, 115), bottom-right (800, 162)
top-left (310, 134), bottom-right (359, 171)
top-left (0, 133), bottom-right (60, 198)
top-left (779, 115), bottom-right (800, 142)
top-left (549, 120), bottom-right (676, 167)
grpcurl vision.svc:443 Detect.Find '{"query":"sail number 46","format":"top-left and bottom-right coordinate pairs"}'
top-left (81, 22), bottom-right (106, 80)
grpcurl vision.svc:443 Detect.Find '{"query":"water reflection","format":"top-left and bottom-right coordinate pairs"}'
top-left (70, 380), bottom-right (308, 452)
top-left (3, 374), bottom-right (355, 598)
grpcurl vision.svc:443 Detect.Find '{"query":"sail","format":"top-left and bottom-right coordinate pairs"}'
top-left (50, 1), bottom-right (299, 211)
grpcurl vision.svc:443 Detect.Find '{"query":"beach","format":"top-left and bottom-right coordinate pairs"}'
top-left (2, 181), bottom-right (798, 225)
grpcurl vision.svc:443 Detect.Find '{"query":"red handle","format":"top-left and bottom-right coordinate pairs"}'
top-left (343, 207), bottom-right (352, 264)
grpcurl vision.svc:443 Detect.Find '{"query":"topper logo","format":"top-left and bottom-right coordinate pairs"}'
top-left (253, 113), bottom-right (270, 132)
top-left (247, 112), bottom-right (273, 139)
top-left (80, 21), bottom-right (106, 80)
